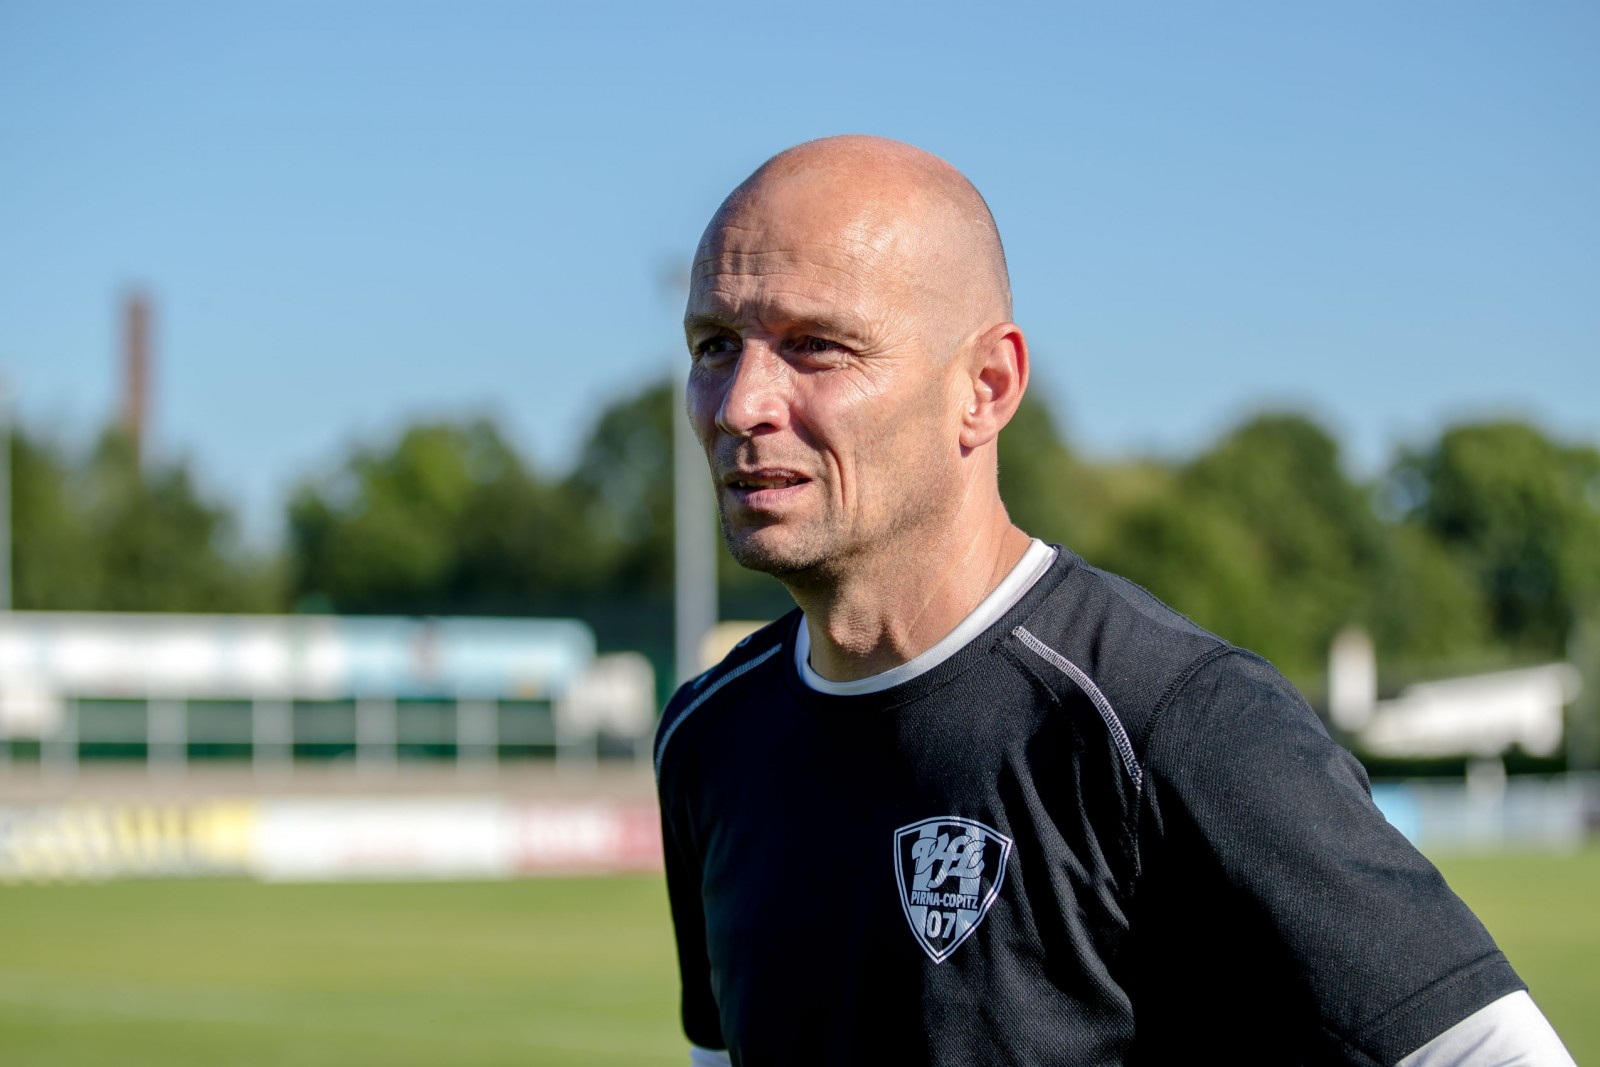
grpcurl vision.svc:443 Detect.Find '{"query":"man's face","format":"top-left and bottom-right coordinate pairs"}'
top-left (683, 178), bottom-right (969, 580)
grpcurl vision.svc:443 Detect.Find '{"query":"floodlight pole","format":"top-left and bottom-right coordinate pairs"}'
top-left (0, 375), bottom-right (10, 612)
top-left (673, 372), bottom-right (717, 687)
top-left (0, 377), bottom-right (7, 770)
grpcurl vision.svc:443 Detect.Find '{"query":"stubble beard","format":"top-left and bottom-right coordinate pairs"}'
top-left (717, 504), bottom-right (838, 582)
top-left (715, 480), bottom-right (949, 590)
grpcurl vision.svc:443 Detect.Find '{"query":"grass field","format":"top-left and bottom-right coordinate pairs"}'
top-left (1429, 848), bottom-right (1600, 1060)
top-left (0, 877), bottom-right (683, 1066)
top-left (0, 849), bottom-right (1594, 1064)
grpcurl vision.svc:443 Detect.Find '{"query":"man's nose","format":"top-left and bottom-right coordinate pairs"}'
top-left (715, 346), bottom-right (789, 437)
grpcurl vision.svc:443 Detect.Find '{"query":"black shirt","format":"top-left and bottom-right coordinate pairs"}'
top-left (655, 547), bottom-right (1522, 1066)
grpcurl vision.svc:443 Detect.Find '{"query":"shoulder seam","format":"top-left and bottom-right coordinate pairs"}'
top-left (1012, 625), bottom-right (1143, 794)
top-left (1141, 644), bottom-right (1239, 762)
top-left (654, 643), bottom-right (783, 779)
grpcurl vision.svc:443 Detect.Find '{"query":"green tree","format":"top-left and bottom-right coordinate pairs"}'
top-left (1091, 414), bottom-right (1374, 678)
top-left (11, 425), bottom-right (272, 612)
top-left (1362, 522), bottom-right (1490, 679)
top-left (1090, 412), bottom-right (1490, 686)
top-left (1092, 491), bottom-right (1278, 655)
top-left (288, 419), bottom-right (593, 614)
top-left (1185, 414), bottom-right (1382, 667)
top-left (1389, 421), bottom-right (1600, 657)
top-left (562, 377), bottom-right (792, 625)
top-left (10, 428), bottom-right (98, 609)
top-left (997, 392), bottom-right (1092, 548)
top-left (564, 382), bottom-right (676, 595)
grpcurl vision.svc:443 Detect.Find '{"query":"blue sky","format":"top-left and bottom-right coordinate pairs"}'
top-left (2, 1), bottom-right (1595, 544)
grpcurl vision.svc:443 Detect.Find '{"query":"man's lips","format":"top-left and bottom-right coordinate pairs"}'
top-left (721, 468), bottom-right (811, 506)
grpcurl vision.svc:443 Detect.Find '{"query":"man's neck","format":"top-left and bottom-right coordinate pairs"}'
top-left (790, 514), bottom-right (1033, 683)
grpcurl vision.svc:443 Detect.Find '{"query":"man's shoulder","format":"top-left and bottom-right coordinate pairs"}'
top-left (1025, 550), bottom-right (1232, 669)
top-left (653, 610), bottom-right (797, 779)
top-left (1012, 550), bottom-right (1245, 746)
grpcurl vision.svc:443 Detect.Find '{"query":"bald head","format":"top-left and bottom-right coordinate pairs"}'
top-left (700, 135), bottom-right (1013, 339)
top-left (682, 134), bottom-right (1031, 592)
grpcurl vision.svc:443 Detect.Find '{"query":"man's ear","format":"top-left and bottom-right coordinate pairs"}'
top-left (959, 322), bottom-right (1029, 452)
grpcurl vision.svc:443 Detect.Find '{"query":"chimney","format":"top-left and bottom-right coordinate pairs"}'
top-left (121, 289), bottom-right (151, 459)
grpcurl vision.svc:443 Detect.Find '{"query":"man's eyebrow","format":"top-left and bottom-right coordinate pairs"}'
top-left (684, 309), bottom-right (870, 344)
top-left (683, 312), bottom-right (730, 334)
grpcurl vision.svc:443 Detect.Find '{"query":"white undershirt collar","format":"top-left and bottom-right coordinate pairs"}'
top-left (796, 539), bottom-right (1057, 696)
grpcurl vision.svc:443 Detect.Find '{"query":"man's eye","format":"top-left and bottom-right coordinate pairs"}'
top-left (798, 337), bottom-right (842, 354)
top-left (693, 337), bottom-right (739, 359)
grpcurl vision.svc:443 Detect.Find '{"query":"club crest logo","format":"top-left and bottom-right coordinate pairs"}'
top-left (892, 816), bottom-right (1013, 964)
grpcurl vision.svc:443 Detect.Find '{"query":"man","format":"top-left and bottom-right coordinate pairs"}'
top-left (655, 135), bottom-right (1572, 1066)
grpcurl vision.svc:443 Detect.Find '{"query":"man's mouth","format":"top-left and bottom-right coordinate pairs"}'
top-left (727, 470), bottom-right (807, 489)
top-left (723, 469), bottom-right (811, 505)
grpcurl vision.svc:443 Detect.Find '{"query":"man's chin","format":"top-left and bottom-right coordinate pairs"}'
top-left (721, 526), bottom-right (828, 579)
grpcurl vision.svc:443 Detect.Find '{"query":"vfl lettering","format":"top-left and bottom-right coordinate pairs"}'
top-left (910, 832), bottom-right (985, 888)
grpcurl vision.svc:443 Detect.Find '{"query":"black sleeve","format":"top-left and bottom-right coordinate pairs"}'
top-left (659, 774), bottom-right (727, 1053)
top-left (1138, 650), bottom-right (1524, 1066)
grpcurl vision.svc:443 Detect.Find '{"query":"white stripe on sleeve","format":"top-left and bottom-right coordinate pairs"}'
top-left (689, 1045), bottom-right (732, 1067)
top-left (1397, 991), bottom-right (1575, 1066)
